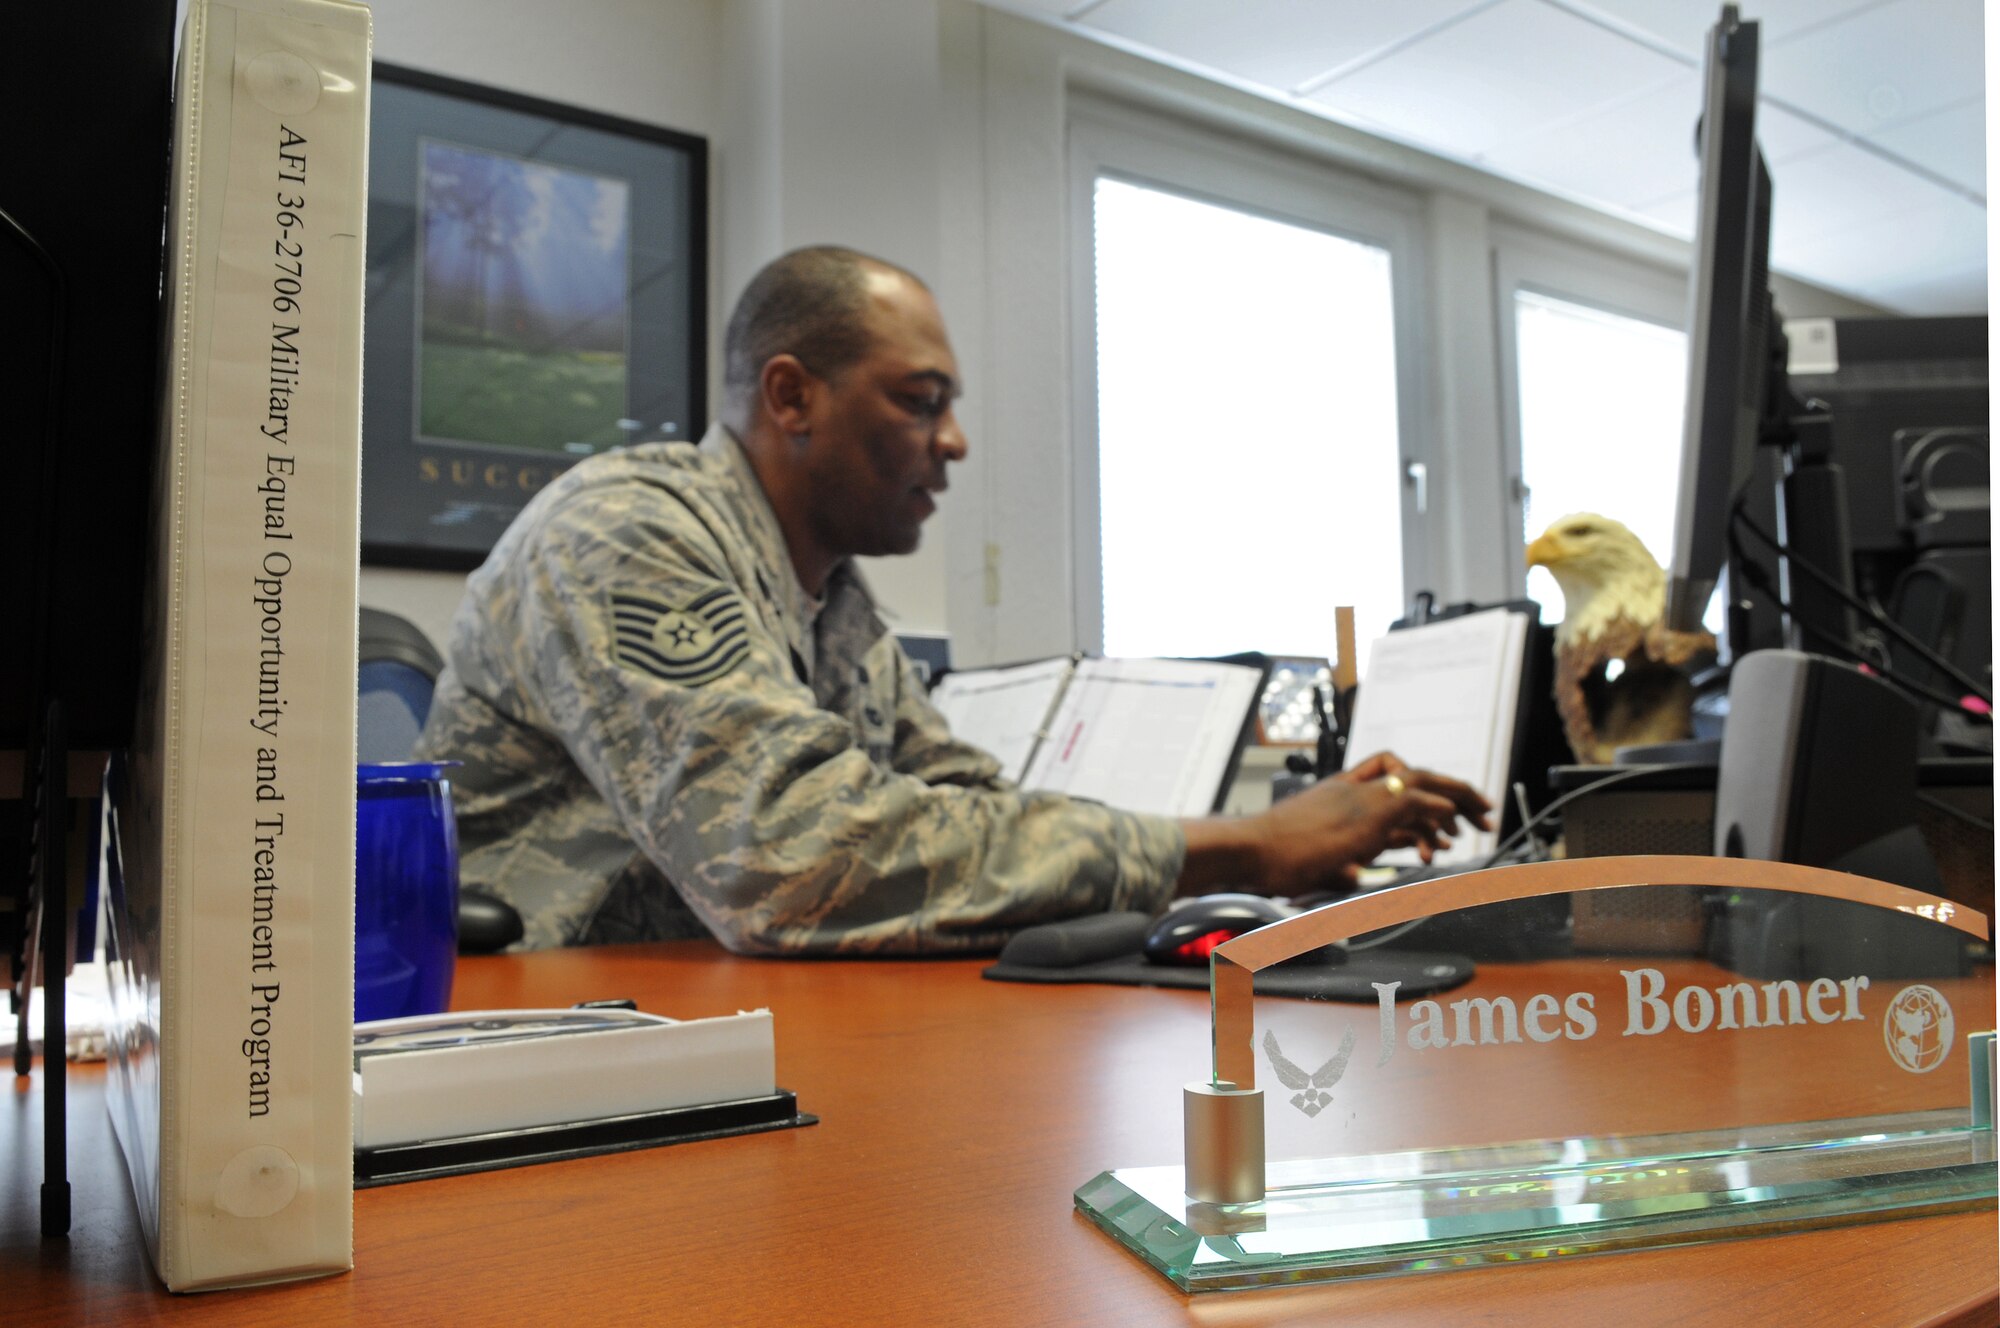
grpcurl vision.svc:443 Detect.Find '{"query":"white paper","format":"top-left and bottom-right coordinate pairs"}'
top-left (930, 657), bottom-right (1076, 782)
top-left (1343, 609), bottom-right (1529, 865)
top-left (1021, 657), bottom-right (1263, 817)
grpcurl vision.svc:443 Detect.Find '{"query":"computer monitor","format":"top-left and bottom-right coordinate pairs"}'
top-left (1, 5), bottom-right (171, 762)
top-left (1664, 6), bottom-right (1768, 639)
top-left (1790, 315), bottom-right (1991, 722)
top-left (5, 1), bottom-right (173, 883)
top-left (1664, 11), bottom-right (1986, 973)
top-left (1664, 5), bottom-right (1874, 675)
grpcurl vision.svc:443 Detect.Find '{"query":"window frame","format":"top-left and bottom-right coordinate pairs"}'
top-left (1492, 223), bottom-right (1690, 600)
top-left (1066, 99), bottom-right (1435, 655)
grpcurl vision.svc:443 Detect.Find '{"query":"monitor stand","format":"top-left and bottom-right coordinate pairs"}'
top-left (1775, 409), bottom-right (1860, 656)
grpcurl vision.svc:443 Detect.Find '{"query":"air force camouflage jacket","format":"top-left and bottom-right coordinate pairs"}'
top-left (415, 424), bottom-right (1186, 952)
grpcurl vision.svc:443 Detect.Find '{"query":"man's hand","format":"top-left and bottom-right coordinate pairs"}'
top-left (1334, 749), bottom-right (1494, 854)
top-left (1176, 751), bottom-right (1493, 897)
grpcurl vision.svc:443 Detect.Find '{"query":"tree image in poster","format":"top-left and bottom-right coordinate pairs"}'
top-left (417, 140), bottom-right (631, 454)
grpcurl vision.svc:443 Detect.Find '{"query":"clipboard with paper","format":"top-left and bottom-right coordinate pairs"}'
top-left (1340, 607), bottom-right (1532, 866)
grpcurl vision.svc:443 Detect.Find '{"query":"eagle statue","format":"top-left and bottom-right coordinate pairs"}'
top-left (1526, 513), bottom-right (1716, 765)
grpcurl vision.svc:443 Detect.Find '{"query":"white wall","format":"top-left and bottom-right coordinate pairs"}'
top-left (714, 0), bottom-right (954, 635)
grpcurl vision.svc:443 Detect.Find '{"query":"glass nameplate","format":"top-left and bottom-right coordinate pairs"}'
top-left (1076, 857), bottom-right (1996, 1291)
top-left (1078, 1111), bottom-right (1995, 1291)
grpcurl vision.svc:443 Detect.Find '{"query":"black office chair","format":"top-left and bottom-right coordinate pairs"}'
top-left (356, 606), bottom-right (523, 953)
top-left (358, 607), bottom-right (445, 764)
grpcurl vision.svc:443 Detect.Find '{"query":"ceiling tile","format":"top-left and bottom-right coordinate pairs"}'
top-left (1759, 0), bottom-right (1984, 137)
top-left (1079, 0), bottom-right (1485, 93)
top-left (1862, 96), bottom-right (1987, 196)
top-left (1304, 0), bottom-right (1688, 159)
top-left (1768, 139), bottom-right (1969, 250)
top-left (1575, 95), bottom-right (1844, 214)
top-left (1477, 69), bottom-right (1843, 211)
top-left (1478, 74), bottom-right (1703, 209)
top-left (972, 0), bottom-right (1984, 313)
top-left (1753, 100), bottom-right (1853, 166)
top-left (1553, 1), bottom-right (1887, 60)
top-left (1776, 191), bottom-right (1987, 313)
top-left (1623, 121), bottom-right (1983, 310)
top-left (1853, 263), bottom-right (1990, 316)
top-left (1631, 187), bottom-right (1698, 237)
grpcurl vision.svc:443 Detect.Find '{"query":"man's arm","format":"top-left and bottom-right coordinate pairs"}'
top-left (874, 632), bottom-right (1492, 900)
top-left (1178, 755), bottom-right (1491, 896)
top-left (869, 618), bottom-right (1492, 903)
top-left (881, 641), bottom-right (1012, 790)
top-left (509, 491), bottom-right (1182, 955)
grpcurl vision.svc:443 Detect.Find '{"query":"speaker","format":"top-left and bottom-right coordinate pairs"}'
top-left (1708, 649), bottom-right (1967, 978)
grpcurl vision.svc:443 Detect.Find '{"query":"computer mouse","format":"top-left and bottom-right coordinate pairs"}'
top-left (457, 888), bottom-right (525, 955)
top-left (1142, 893), bottom-right (1345, 967)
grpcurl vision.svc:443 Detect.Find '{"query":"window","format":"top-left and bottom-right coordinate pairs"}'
top-left (1072, 109), bottom-right (1427, 675)
top-left (1493, 230), bottom-right (1690, 625)
top-left (1513, 289), bottom-right (1689, 623)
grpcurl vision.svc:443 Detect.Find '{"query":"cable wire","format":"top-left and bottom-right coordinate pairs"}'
top-left (1730, 505), bottom-right (1992, 708)
top-left (1479, 762), bottom-right (1712, 868)
top-left (1347, 763), bottom-right (1710, 950)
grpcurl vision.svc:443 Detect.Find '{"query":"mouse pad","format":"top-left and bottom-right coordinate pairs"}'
top-left (981, 912), bottom-right (1475, 1001)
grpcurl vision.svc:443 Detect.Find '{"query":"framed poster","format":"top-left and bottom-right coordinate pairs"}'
top-left (362, 64), bottom-right (707, 568)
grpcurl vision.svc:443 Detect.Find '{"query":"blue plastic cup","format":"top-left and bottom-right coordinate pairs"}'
top-left (355, 762), bottom-right (461, 1022)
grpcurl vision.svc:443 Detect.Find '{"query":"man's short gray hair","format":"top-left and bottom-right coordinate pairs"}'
top-left (722, 246), bottom-right (928, 414)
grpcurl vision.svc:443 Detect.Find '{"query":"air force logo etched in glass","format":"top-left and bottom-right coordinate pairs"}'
top-left (1262, 1028), bottom-right (1355, 1118)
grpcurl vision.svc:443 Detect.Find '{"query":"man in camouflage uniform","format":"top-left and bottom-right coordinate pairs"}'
top-left (417, 247), bottom-right (1486, 953)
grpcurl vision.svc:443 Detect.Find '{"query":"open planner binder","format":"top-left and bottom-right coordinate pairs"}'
top-left (1343, 607), bottom-right (1533, 866)
top-left (931, 656), bottom-right (1267, 818)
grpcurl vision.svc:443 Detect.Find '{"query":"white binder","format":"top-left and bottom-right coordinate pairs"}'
top-left (101, 0), bottom-right (372, 1291)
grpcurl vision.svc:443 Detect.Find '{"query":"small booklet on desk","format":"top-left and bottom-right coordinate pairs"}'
top-left (351, 1007), bottom-right (814, 1186)
top-left (931, 655), bottom-right (1267, 816)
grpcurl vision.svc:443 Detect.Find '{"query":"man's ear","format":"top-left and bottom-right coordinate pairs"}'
top-left (760, 355), bottom-right (817, 439)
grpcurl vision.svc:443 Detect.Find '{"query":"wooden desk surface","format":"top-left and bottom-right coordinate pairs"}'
top-left (4, 944), bottom-right (1995, 1326)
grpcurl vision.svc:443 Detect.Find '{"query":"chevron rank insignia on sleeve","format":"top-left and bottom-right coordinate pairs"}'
top-left (609, 586), bottom-right (751, 686)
